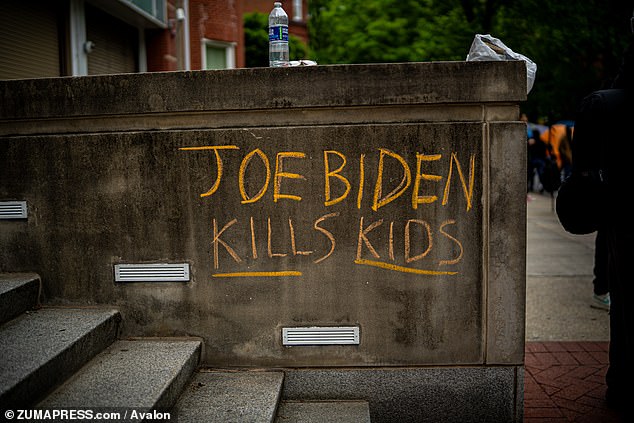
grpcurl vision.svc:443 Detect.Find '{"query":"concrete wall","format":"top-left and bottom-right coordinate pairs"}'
top-left (1, 61), bottom-right (526, 420)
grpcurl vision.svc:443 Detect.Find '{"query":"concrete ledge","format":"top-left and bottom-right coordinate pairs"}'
top-left (0, 62), bottom-right (526, 120)
top-left (0, 307), bottom-right (121, 406)
top-left (174, 370), bottom-right (284, 423)
top-left (39, 339), bottom-right (201, 409)
top-left (0, 272), bottom-right (40, 324)
top-left (0, 104), bottom-right (519, 136)
top-left (282, 366), bottom-right (523, 423)
top-left (275, 400), bottom-right (371, 423)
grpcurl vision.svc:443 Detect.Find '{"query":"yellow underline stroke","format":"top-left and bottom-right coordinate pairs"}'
top-left (212, 271), bottom-right (302, 278)
top-left (354, 259), bottom-right (458, 276)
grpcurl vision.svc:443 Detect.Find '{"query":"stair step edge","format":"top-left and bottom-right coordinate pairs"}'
top-left (0, 272), bottom-right (41, 324)
top-left (38, 338), bottom-right (202, 410)
top-left (174, 370), bottom-right (285, 423)
top-left (0, 307), bottom-right (121, 406)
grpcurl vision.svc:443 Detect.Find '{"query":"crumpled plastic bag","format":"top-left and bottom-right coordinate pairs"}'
top-left (466, 34), bottom-right (537, 94)
top-left (290, 60), bottom-right (317, 67)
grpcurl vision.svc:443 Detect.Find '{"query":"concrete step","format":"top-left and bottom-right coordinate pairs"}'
top-left (173, 370), bottom-right (284, 423)
top-left (0, 307), bottom-right (121, 407)
top-left (38, 338), bottom-right (202, 412)
top-left (0, 272), bottom-right (40, 324)
top-left (275, 400), bottom-right (372, 423)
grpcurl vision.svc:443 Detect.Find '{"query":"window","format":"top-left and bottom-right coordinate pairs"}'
top-left (202, 39), bottom-right (235, 70)
top-left (123, 0), bottom-right (167, 24)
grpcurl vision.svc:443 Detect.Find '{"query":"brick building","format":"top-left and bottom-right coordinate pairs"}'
top-left (0, 0), bottom-right (309, 79)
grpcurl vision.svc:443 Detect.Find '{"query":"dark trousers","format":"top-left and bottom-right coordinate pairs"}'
top-left (527, 158), bottom-right (545, 192)
top-left (593, 230), bottom-right (609, 296)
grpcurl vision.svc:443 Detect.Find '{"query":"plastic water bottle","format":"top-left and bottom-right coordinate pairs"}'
top-left (268, 2), bottom-right (289, 67)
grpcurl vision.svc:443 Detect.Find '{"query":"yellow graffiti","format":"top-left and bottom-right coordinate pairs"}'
top-left (412, 153), bottom-right (442, 209)
top-left (213, 271), bottom-right (302, 277)
top-left (354, 259), bottom-right (458, 276)
top-left (356, 216), bottom-right (383, 260)
top-left (274, 152), bottom-right (306, 202)
top-left (180, 146), bottom-right (477, 211)
top-left (289, 218), bottom-right (313, 256)
top-left (323, 150), bottom-right (351, 206)
top-left (388, 221), bottom-right (395, 261)
top-left (442, 152), bottom-right (476, 211)
top-left (438, 219), bottom-right (463, 266)
top-left (313, 212), bottom-right (339, 264)
top-left (250, 216), bottom-right (258, 259)
top-left (179, 145), bottom-right (477, 278)
top-left (357, 153), bottom-right (365, 209)
top-left (404, 219), bottom-right (432, 264)
top-left (239, 148), bottom-right (271, 204)
top-left (372, 148), bottom-right (412, 211)
top-left (179, 145), bottom-right (239, 198)
top-left (267, 217), bottom-right (287, 257)
top-left (212, 218), bottom-right (242, 269)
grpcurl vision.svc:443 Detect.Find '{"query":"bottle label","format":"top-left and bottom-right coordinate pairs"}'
top-left (269, 25), bottom-right (289, 42)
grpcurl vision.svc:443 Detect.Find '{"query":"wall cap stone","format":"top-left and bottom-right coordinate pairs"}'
top-left (1, 61), bottom-right (526, 120)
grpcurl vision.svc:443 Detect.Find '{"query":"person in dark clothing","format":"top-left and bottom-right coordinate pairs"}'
top-left (601, 25), bottom-right (634, 413)
top-left (527, 129), bottom-right (548, 192)
top-left (540, 142), bottom-right (561, 195)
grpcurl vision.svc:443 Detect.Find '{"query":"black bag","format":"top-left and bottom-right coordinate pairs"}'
top-left (555, 89), bottom-right (625, 234)
top-left (556, 170), bottom-right (605, 234)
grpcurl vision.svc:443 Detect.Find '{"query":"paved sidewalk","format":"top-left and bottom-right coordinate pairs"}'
top-left (524, 341), bottom-right (622, 422)
top-left (524, 193), bottom-right (625, 422)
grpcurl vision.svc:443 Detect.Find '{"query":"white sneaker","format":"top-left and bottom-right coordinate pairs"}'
top-left (591, 293), bottom-right (610, 311)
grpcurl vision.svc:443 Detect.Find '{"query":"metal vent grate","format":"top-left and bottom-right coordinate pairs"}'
top-left (114, 263), bottom-right (190, 282)
top-left (0, 201), bottom-right (28, 219)
top-left (282, 326), bottom-right (360, 346)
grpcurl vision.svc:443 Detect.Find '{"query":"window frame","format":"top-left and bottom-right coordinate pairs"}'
top-left (201, 38), bottom-right (236, 70)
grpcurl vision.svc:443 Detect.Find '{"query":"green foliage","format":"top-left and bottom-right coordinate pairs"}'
top-left (244, 12), bottom-right (269, 67)
top-left (290, 36), bottom-right (310, 61)
top-left (308, 0), bottom-right (475, 64)
top-left (243, 11), bottom-right (311, 68)
top-left (308, 0), bottom-right (633, 121)
top-left (493, 0), bottom-right (632, 122)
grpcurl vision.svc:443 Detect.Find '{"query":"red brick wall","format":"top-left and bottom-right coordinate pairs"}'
top-left (190, 0), bottom-right (245, 69)
top-left (145, 1), bottom-right (180, 72)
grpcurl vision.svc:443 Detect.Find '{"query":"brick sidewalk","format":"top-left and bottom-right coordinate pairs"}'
top-left (524, 341), bottom-right (624, 422)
